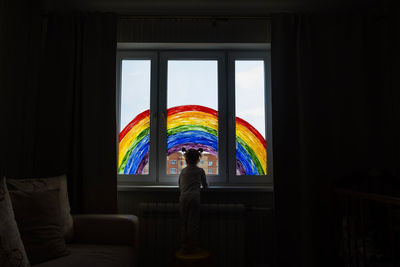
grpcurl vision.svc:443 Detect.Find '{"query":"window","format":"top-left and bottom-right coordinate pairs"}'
top-left (118, 59), bottom-right (151, 175)
top-left (167, 60), bottom-right (218, 175)
top-left (117, 48), bottom-right (272, 186)
top-left (235, 60), bottom-right (266, 176)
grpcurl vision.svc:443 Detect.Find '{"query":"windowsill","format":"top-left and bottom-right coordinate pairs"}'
top-left (117, 184), bottom-right (274, 192)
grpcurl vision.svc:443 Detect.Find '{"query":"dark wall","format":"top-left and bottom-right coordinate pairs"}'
top-left (118, 189), bottom-right (274, 266)
top-left (118, 18), bottom-right (270, 43)
top-left (2, 1), bottom-right (399, 267)
top-left (41, 0), bottom-right (379, 15)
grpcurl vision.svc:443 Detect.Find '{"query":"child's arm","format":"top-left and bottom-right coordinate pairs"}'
top-left (200, 169), bottom-right (208, 189)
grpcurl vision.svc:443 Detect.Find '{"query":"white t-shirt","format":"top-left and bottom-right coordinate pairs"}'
top-left (178, 165), bottom-right (208, 197)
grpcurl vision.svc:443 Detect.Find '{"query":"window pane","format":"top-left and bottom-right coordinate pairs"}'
top-left (118, 60), bottom-right (151, 175)
top-left (235, 60), bottom-right (267, 175)
top-left (167, 60), bottom-right (218, 175)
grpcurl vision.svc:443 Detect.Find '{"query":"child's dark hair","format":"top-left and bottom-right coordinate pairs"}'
top-left (181, 147), bottom-right (203, 165)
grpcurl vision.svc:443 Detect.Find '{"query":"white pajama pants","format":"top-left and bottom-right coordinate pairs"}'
top-left (179, 194), bottom-right (201, 246)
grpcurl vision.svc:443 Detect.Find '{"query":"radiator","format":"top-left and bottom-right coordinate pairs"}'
top-left (138, 202), bottom-right (245, 267)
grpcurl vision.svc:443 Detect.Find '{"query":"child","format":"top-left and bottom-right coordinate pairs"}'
top-left (178, 147), bottom-right (208, 253)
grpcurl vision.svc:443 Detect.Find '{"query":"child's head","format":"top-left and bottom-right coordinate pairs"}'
top-left (182, 147), bottom-right (203, 166)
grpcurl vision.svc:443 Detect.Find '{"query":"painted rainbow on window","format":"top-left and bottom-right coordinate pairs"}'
top-left (118, 105), bottom-right (267, 175)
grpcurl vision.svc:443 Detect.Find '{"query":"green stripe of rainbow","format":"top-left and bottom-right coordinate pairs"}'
top-left (118, 105), bottom-right (266, 175)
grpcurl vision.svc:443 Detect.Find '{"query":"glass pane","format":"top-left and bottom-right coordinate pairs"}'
top-left (235, 60), bottom-right (267, 175)
top-left (118, 60), bottom-right (151, 175)
top-left (167, 60), bottom-right (218, 175)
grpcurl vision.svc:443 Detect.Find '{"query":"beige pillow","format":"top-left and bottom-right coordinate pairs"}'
top-left (10, 189), bottom-right (70, 264)
top-left (0, 176), bottom-right (30, 267)
top-left (6, 174), bottom-right (74, 242)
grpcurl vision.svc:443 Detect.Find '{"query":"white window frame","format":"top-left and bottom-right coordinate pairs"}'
top-left (228, 51), bottom-right (273, 184)
top-left (116, 51), bottom-right (159, 185)
top-left (116, 45), bottom-right (273, 187)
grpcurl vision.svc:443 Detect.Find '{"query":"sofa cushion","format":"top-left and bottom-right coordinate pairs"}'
top-left (6, 174), bottom-right (74, 242)
top-left (0, 177), bottom-right (30, 267)
top-left (10, 189), bottom-right (69, 265)
top-left (32, 244), bottom-right (136, 267)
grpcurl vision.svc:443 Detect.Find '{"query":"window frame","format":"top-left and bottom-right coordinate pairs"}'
top-left (227, 51), bottom-right (273, 184)
top-left (116, 47), bottom-right (273, 187)
top-left (158, 51), bottom-right (227, 185)
top-left (116, 51), bottom-right (159, 185)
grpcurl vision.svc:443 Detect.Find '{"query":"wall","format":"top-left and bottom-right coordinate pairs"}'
top-left (116, 17), bottom-right (274, 266)
top-left (118, 18), bottom-right (270, 43)
top-left (41, 0), bottom-right (379, 15)
top-left (118, 189), bottom-right (274, 266)
top-left (3, 1), bottom-right (398, 267)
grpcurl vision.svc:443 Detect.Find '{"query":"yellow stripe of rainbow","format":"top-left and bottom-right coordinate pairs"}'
top-left (167, 111), bottom-right (218, 131)
top-left (118, 117), bottom-right (149, 167)
top-left (119, 105), bottom-right (266, 175)
top-left (236, 122), bottom-right (267, 174)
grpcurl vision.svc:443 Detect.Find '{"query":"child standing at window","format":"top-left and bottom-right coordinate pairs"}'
top-left (178, 147), bottom-right (208, 253)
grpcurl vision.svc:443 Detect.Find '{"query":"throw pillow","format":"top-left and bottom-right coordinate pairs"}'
top-left (9, 189), bottom-right (70, 265)
top-left (0, 177), bottom-right (30, 267)
top-left (6, 174), bottom-right (74, 242)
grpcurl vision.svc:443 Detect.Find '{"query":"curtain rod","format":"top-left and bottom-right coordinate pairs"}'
top-left (118, 15), bottom-right (271, 21)
top-left (40, 14), bottom-right (271, 20)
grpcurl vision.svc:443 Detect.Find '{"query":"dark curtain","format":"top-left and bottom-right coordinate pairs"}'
top-left (2, 11), bottom-right (118, 214)
top-left (40, 12), bottom-right (118, 214)
top-left (1, 0), bottom-right (43, 179)
top-left (271, 12), bottom-right (399, 267)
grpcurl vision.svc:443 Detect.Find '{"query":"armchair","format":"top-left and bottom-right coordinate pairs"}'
top-left (33, 214), bottom-right (139, 267)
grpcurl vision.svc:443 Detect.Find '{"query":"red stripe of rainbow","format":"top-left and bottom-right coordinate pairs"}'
top-left (118, 105), bottom-right (267, 175)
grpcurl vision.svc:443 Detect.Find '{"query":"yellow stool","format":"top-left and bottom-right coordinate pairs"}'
top-left (173, 249), bottom-right (211, 267)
